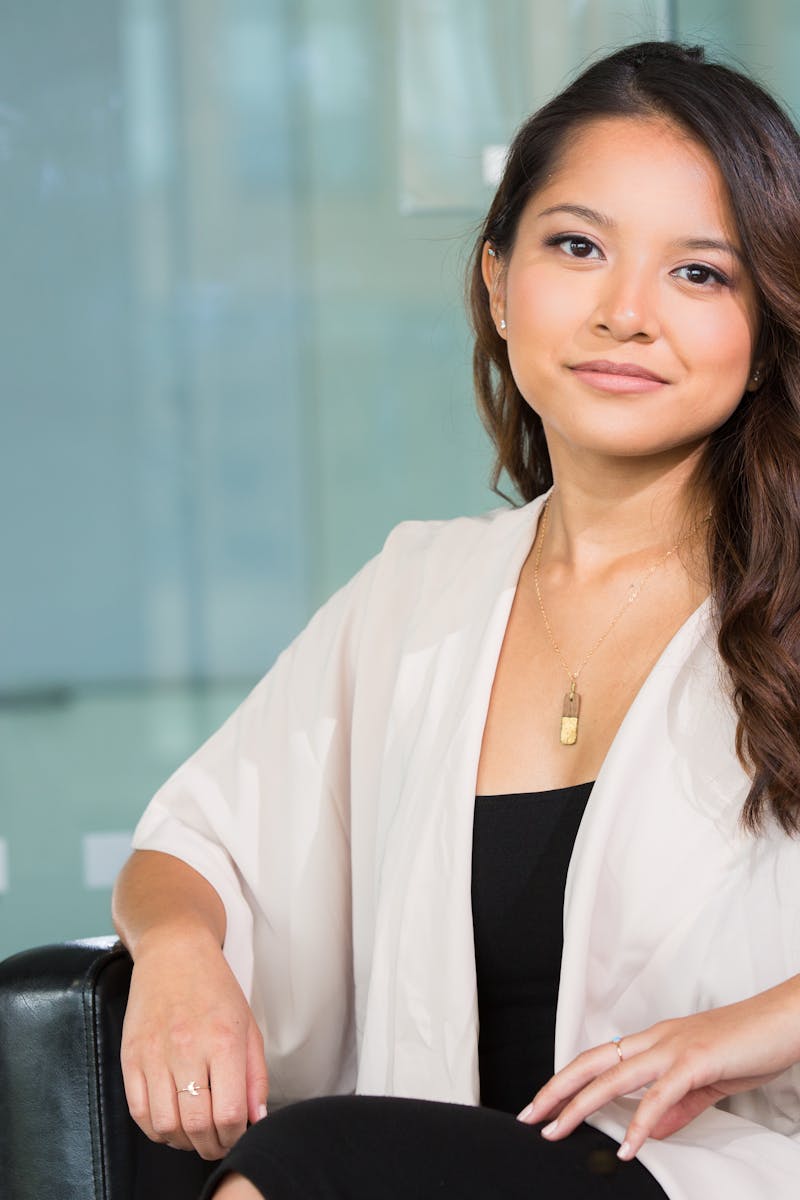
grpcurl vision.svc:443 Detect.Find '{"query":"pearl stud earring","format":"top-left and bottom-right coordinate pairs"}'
top-left (500, 318), bottom-right (507, 330)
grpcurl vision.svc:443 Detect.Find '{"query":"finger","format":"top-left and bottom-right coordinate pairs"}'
top-left (649, 1086), bottom-right (723, 1140)
top-left (538, 1051), bottom-right (668, 1139)
top-left (245, 1020), bottom-right (269, 1126)
top-left (518, 1034), bottom-right (652, 1124)
top-left (617, 1074), bottom-right (696, 1160)
top-left (176, 1075), bottom-right (227, 1159)
top-left (147, 1069), bottom-right (196, 1153)
top-left (208, 1041), bottom-right (250, 1152)
top-left (620, 1080), bottom-right (726, 1158)
top-left (617, 1055), bottom-right (763, 1155)
top-left (517, 1048), bottom-right (615, 1123)
top-left (123, 1063), bottom-right (169, 1147)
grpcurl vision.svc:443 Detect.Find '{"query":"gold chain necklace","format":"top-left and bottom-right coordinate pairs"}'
top-left (533, 496), bottom-right (688, 746)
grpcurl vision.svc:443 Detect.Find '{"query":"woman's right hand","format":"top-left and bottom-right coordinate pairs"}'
top-left (113, 849), bottom-right (269, 1158)
top-left (120, 927), bottom-right (269, 1160)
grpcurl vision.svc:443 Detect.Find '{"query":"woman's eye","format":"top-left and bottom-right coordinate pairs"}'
top-left (673, 263), bottom-right (729, 287)
top-left (548, 235), bottom-right (600, 259)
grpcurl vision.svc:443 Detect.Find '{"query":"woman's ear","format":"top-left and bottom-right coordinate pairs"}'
top-left (746, 362), bottom-right (766, 391)
top-left (481, 242), bottom-right (508, 338)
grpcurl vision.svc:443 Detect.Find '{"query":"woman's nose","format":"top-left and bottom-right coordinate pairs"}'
top-left (590, 267), bottom-right (660, 342)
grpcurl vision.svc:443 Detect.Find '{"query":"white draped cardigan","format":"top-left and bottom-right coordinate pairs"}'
top-left (133, 494), bottom-right (800, 1199)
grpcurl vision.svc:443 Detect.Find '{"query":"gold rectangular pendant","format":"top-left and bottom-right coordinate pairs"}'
top-left (560, 715), bottom-right (578, 745)
top-left (560, 685), bottom-right (580, 746)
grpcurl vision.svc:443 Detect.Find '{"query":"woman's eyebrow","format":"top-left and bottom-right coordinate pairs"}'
top-left (675, 236), bottom-right (743, 262)
top-left (536, 203), bottom-right (613, 226)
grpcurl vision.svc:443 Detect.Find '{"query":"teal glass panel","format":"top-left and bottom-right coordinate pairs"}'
top-left (5, 0), bottom-right (795, 959)
top-left (676, 0), bottom-right (800, 119)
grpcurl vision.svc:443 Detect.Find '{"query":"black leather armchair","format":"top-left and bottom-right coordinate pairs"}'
top-left (0, 937), bottom-right (216, 1200)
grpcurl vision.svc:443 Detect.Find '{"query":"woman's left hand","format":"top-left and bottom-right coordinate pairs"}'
top-left (517, 975), bottom-right (800, 1161)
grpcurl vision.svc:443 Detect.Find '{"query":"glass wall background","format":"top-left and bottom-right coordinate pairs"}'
top-left (1, 0), bottom-right (792, 958)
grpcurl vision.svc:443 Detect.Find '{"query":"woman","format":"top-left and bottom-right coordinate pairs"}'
top-left (113, 42), bottom-right (800, 1199)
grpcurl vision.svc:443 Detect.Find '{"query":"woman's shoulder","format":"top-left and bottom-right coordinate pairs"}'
top-left (282, 498), bottom-right (544, 677)
top-left (340, 498), bottom-right (545, 643)
top-left (376, 498), bottom-right (542, 573)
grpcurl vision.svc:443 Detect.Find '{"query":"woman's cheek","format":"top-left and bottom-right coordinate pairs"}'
top-left (680, 305), bottom-right (753, 393)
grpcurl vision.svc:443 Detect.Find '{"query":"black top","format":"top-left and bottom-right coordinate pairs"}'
top-left (205, 776), bottom-right (671, 1200)
top-left (471, 781), bottom-right (594, 1114)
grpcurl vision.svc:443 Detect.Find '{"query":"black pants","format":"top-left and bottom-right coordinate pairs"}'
top-left (200, 1096), bottom-right (669, 1199)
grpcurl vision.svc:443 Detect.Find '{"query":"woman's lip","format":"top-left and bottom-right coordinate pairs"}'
top-left (569, 361), bottom-right (669, 394)
top-left (570, 360), bottom-right (668, 383)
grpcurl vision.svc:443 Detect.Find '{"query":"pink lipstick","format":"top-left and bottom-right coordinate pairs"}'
top-left (569, 359), bottom-right (668, 393)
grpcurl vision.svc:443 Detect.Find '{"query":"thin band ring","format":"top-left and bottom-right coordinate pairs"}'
top-left (611, 1036), bottom-right (624, 1063)
top-left (177, 1080), bottom-right (211, 1097)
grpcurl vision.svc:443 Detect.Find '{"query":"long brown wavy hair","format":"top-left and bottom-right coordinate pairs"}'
top-left (468, 42), bottom-right (800, 834)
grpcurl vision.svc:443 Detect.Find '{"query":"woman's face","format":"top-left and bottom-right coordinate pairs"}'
top-left (483, 116), bottom-right (761, 466)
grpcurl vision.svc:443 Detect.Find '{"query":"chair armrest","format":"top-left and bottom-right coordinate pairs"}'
top-left (0, 937), bottom-right (215, 1200)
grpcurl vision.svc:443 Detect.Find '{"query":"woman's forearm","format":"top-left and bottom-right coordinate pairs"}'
top-left (112, 848), bottom-right (227, 958)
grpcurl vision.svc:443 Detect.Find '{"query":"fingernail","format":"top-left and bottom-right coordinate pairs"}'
top-left (617, 1141), bottom-right (633, 1161)
top-left (258, 1103), bottom-right (268, 1121)
top-left (516, 1102), bottom-right (535, 1122)
top-left (541, 1120), bottom-right (559, 1139)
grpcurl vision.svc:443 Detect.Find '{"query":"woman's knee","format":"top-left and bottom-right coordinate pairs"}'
top-left (211, 1172), bottom-right (265, 1199)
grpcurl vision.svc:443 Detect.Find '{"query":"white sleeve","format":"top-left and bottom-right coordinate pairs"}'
top-left (131, 552), bottom-right (380, 1098)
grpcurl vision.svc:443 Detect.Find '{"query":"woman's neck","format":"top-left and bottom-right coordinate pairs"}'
top-left (542, 447), bottom-right (710, 585)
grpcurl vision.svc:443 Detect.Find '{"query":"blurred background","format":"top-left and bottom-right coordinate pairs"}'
top-left (2, 0), bottom-right (798, 958)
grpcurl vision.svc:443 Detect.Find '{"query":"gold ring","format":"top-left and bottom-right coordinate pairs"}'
top-left (611, 1036), bottom-right (624, 1063)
